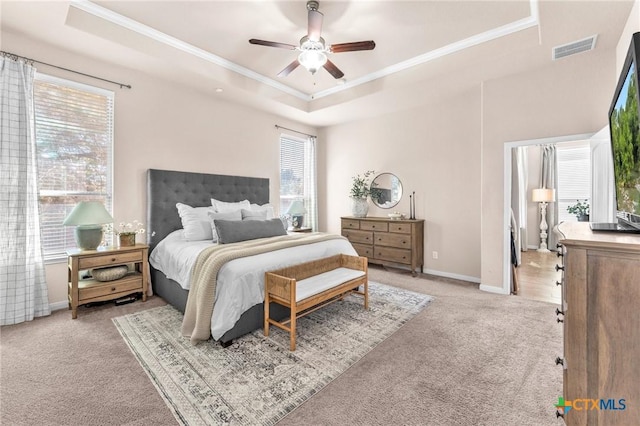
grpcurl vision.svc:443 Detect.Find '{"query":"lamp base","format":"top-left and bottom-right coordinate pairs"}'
top-left (75, 225), bottom-right (104, 250)
top-left (291, 215), bottom-right (304, 229)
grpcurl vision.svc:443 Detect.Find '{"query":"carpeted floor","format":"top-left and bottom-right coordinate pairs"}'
top-left (0, 266), bottom-right (563, 425)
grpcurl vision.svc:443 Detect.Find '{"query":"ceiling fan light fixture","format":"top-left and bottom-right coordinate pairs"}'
top-left (298, 49), bottom-right (327, 74)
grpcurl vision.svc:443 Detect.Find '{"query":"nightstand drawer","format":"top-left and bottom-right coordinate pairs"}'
top-left (360, 221), bottom-right (388, 232)
top-left (342, 229), bottom-right (373, 244)
top-left (375, 246), bottom-right (412, 264)
top-left (78, 274), bottom-right (142, 300)
top-left (78, 251), bottom-right (143, 269)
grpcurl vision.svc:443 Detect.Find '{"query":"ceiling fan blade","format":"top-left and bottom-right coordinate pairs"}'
top-left (249, 39), bottom-right (297, 50)
top-left (330, 40), bottom-right (376, 53)
top-left (307, 10), bottom-right (324, 42)
top-left (323, 60), bottom-right (344, 79)
top-left (278, 60), bottom-right (300, 77)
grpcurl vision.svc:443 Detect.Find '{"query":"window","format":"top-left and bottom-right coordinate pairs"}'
top-left (279, 134), bottom-right (317, 230)
top-left (557, 141), bottom-right (591, 222)
top-left (34, 74), bottom-right (114, 260)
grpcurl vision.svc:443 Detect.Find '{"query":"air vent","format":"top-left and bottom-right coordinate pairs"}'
top-left (553, 35), bottom-right (598, 60)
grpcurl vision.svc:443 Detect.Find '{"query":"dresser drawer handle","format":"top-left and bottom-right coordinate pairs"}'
top-left (555, 264), bottom-right (564, 272)
top-left (556, 280), bottom-right (562, 286)
top-left (555, 356), bottom-right (564, 366)
top-left (557, 318), bottom-right (564, 323)
top-left (111, 258), bottom-right (117, 262)
top-left (556, 411), bottom-right (564, 419)
top-left (111, 287), bottom-right (116, 292)
top-left (371, 225), bottom-right (376, 228)
top-left (556, 308), bottom-right (564, 316)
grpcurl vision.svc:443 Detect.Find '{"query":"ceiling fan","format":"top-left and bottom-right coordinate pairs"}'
top-left (249, 0), bottom-right (375, 79)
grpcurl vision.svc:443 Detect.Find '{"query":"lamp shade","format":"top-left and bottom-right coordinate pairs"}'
top-left (286, 200), bottom-right (307, 215)
top-left (532, 188), bottom-right (556, 203)
top-left (63, 201), bottom-right (113, 226)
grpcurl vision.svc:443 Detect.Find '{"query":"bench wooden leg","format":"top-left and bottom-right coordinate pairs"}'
top-left (290, 306), bottom-right (297, 351)
top-left (264, 293), bottom-right (270, 337)
top-left (364, 280), bottom-right (369, 310)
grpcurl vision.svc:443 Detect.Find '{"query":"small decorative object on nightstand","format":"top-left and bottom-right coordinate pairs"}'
top-left (67, 244), bottom-right (149, 318)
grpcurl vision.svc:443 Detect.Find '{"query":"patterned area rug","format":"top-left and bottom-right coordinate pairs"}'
top-left (113, 282), bottom-right (433, 425)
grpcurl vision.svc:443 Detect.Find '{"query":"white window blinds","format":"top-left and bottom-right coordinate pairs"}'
top-left (279, 134), bottom-right (317, 230)
top-left (34, 74), bottom-right (114, 259)
top-left (557, 142), bottom-right (591, 222)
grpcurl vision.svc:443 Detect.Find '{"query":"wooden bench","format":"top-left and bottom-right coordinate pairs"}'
top-left (264, 254), bottom-right (369, 351)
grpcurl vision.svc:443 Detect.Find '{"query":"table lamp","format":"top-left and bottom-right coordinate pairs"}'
top-left (532, 188), bottom-right (556, 252)
top-left (63, 201), bottom-right (113, 250)
top-left (286, 200), bottom-right (307, 229)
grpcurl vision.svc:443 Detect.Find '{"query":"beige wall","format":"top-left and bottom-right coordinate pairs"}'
top-left (3, 32), bottom-right (316, 306)
top-left (319, 87), bottom-right (482, 282)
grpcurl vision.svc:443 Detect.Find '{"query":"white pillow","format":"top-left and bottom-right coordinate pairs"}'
top-left (211, 198), bottom-right (250, 212)
top-left (208, 210), bottom-right (242, 242)
top-left (176, 203), bottom-right (215, 241)
top-left (241, 208), bottom-right (268, 221)
top-left (249, 203), bottom-right (275, 219)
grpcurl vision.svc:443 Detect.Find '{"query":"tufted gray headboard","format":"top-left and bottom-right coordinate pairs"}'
top-left (146, 169), bottom-right (269, 252)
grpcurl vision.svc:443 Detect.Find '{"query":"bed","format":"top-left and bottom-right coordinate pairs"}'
top-left (146, 169), bottom-right (356, 345)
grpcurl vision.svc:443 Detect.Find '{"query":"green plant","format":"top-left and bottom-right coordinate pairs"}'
top-left (567, 199), bottom-right (590, 217)
top-left (350, 170), bottom-right (376, 199)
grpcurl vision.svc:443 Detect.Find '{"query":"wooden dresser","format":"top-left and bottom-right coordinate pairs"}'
top-left (556, 222), bottom-right (640, 425)
top-left (341, 216), bottom-right (424, 275)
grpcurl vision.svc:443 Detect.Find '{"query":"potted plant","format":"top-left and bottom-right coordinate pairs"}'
top-left (350, 170), bottom-right (376, 217)
top-left (567, 199), bottom-right (590, 222)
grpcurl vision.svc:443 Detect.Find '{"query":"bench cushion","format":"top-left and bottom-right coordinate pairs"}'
top-left (296, 267), bottom-right (366, 302)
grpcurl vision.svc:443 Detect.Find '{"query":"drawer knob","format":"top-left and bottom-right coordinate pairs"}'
top-left (402, 256), bottom-right (406, 259)
top-left (556, 243), bottom-right (563, 250)
top-left (111, 287), bottom-right (116, 292)
top-left (556, 308), bottom-right (564, 316)
top-left (556, 280), bottom-right (562, 287)
top-left (372, 225), bottom-right (376, 228)
top-left (555, 356), bottom-right (564, 366)
top-left (557, 318), bottom-right (564, 323)
top-left (556, 411), bottom-right (564, 419)
top-left (555, 264), bottom-right (564, 272)
top-left (556, 251), bottom-right (564, 258)
top-left (111, 258), bottom-right (117, 262)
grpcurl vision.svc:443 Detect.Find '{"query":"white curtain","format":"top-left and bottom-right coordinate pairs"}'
top-left (0, 56), bottom-right (50, 325)
top-left (511, 146), bottom-right (528, 259)
top-left (590, 127), bottom-right (616, 223)
top-left (541, 145), bottom-right (559, 250)
top-left (304, 136), bottom-right (318, 231)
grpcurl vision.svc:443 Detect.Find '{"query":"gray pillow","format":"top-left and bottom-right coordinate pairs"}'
top-left (241, 208), bottom-right (268, 221)
top-left (208, 210), bottom-right (242, 242)
top-left (215, 218), bottom-right (287, 244)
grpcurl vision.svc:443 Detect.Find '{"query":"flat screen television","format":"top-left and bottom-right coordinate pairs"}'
top-left (601, 31), bottom-right (640, 232)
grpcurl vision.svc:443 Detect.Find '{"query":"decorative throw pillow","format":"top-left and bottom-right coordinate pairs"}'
top-left (176, 203), bottom-right (215, 241)
top-left (208, 210), bottom-right (242, 242)
top-left (214, 218), bottom-right (287, 244)
top-left (249, 203), bottom-right (275, 219)
top-left (211, 198), bottom-right (250, 212)
top-left (241, 209), bottom-right (268, 221)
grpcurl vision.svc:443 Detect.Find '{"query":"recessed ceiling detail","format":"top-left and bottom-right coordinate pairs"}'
top-left (69, 0), bottom-right (540, 103)
top-left (552, 35), bottom-right (598, 60)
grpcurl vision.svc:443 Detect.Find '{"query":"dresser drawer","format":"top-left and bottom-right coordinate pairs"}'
top-left (78, 274), bottom-right (142, 301)
top-left (342, 229), bottom-right (373, 245)
top-left (375, 232), bottom-right (411, 249)
top-left (352, 243), bottom-right (373, 258)
top-left (375, 246), bottom-right (412, 264)
top-left (78, 251), bottom-right (143, 269)
top-left (388, 222), bottom-right (412, 234)
top-left (360, 221), bottom-right (388, 232)
top-left (341, 219), bottom-right (360, 230)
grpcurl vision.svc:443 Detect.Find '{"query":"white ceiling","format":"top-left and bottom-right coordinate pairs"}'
top-left (1, 0), bottom-right (634, 127)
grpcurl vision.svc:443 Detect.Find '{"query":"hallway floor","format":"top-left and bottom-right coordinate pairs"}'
top-left (516, 250), bottom-right (562, 305)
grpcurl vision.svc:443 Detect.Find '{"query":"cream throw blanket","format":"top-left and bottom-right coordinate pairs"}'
top-left (181, 233), bottom-right (345, 344)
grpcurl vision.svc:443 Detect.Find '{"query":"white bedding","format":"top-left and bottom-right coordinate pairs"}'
top-left (149, 230), bottom-right (357, 340)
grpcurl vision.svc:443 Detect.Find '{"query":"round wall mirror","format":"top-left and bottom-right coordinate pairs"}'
top-left (370, 173), bottom-right (403, 209)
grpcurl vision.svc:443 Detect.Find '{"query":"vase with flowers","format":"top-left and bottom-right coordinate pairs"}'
top-left (105, 220), bottom-right (146, 247)
top-left (350, 170), bottom-right (377, 218)
top-left (567, 199), bottom-right (590, 222)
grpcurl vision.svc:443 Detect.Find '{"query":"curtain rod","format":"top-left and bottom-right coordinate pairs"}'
top-left (1, 51), bottom-right (132, 89)
top-left (275, 124), bottom-right (316, 138)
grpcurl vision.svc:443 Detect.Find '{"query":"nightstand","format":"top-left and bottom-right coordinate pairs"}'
top-left (67, 244), bottom-right (149, 319)
top-left (288, 227), bottom-right (312, 233)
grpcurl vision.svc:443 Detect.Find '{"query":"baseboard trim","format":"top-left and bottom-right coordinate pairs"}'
top-left (479, 284), bottom-right (510, 295)
top-left (49, 301), bottom-right (68, 312)
top-left (423, 269), bottom-right (480, 284)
